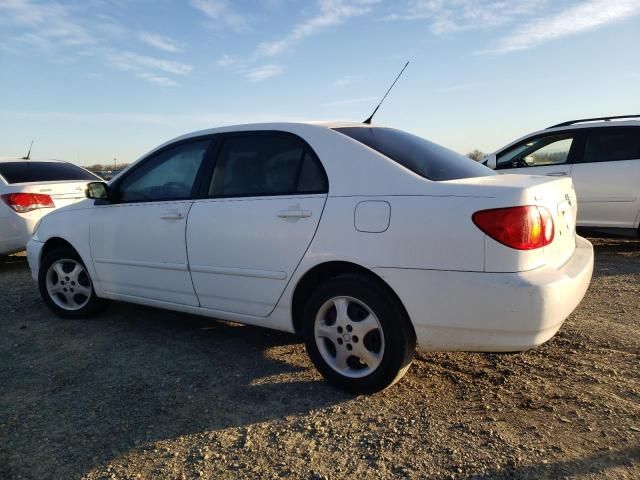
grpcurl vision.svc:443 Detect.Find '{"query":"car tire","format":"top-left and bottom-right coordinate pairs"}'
top-left (38, 246), bottom-right (106, 319)
top-left (302, 273), bottom-right (415, 394)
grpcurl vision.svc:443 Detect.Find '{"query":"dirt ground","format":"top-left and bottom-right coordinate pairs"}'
top-left (1, 235), bottom-right (638, 480)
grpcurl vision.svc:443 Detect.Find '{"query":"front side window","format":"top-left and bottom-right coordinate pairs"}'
top-left (209, 135), bottom-right (328, 197)
top-left (582, 128), bottom-right (640, 163)
top-left (0, 161), bottom-right (99, 184)
top-left (117, 140), bottom-right (210, 202)
top-left (497, 134), bottom-right (574, 169)
top-left (334, 127), bottom-right (492, 181)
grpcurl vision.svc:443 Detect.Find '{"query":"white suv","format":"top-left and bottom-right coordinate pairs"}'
top-left (485, 115), bottom-right (640, 236)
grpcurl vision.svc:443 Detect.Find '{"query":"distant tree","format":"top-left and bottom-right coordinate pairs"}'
top-left (466, 149), bottom-right (485, 162)
top-left (86, 164), bottom-right (105, 172)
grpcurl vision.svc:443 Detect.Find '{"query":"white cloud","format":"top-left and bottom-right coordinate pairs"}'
top-left (245, 64), bottom-right (285, 82)
top-left (139, 32), bottom-right (182, 53)
top-left (257, 0), bottom-right (380, 56)
top-left (108, 51), bottom-right (193, 76)
top-left (0, 1), bottom-right (189, 87)
top-left (0, 0), bottom-right (97, 47)
top-left (136, 72), bottom-right (179, 87)
top-left (489, 0), bottom-right (640, 54)
top-left (190, 0), bottom-right (250, 32)
top-left (332, 75), bottom-right (361, 88)
top-left (386, 0), bottom-right (546, 33)
top-left (216, 53), bottom-right (245, 68)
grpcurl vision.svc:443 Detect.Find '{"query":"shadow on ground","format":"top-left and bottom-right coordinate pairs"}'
top-left (0, 296), bottom-right (348, 479)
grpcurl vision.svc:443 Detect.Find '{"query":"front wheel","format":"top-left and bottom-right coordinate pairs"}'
top-left (302, 274), bottom-right (415, 394)
top-left (38, 247), bottom-right (105, 318)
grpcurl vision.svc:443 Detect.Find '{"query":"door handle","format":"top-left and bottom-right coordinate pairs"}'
top-left (277, 209), bottom-right (312, 219)
top-left (160, 211), bottom-right (185, 220)
top-left (547, 172), bottom-right (568, 176)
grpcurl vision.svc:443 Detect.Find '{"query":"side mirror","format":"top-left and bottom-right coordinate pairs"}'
top-left (524, 155), bottom-right (535, 166)
top-left (86, 182), bottom-right (110, 200)
top-left (484, 153), bottom-right (497, 169)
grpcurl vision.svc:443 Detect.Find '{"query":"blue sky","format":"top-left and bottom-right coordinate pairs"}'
top-left (1, 0), bottom-right (639, 166)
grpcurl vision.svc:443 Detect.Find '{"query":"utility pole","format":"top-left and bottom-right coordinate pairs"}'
top-left (113, 158), bottom-right (117, 171)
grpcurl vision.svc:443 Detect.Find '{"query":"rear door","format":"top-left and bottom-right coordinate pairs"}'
top-left (186, 132), bottom-right (328, 316)
top-left (496, 133), bottom-right (577, 179)
top-left (570, 127), bottom-right (640, 228)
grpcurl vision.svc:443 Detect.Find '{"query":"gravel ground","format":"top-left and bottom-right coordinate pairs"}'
top-left (1, 235), bottom-right (638, 480)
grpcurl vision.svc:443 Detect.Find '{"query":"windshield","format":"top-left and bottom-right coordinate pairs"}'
top-left (0, 162), bottom-right (99, 184)
top-left (334, 127), bottom-right (493, 181)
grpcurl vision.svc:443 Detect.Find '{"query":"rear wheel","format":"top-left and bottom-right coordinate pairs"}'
top-left (302, 274), bottom-right (415, 394)
top-left (38, 247), bottom-right (105, 318)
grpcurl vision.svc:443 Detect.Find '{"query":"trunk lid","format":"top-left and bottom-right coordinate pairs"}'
top-left (5, 181), bottom-right (89, 209)
top-left (441, 174), bottom-right (577, 272)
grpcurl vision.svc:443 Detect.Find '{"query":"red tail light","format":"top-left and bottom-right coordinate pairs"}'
top-left (472, 205), bottom-right (554, 250)
top-left (1, 193), bottom-right (55, 213)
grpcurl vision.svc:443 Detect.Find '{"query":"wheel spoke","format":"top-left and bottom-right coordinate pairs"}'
top-left (64, 291), bottom-right (77, 306)
top-left (352, 342), bottom-right (380, 368)
top-left (333, 298), bottom-right (349, 325)
top-left (53, 262), bottom-right (66, 278)
top-left (68, 264), bottom-right (83, 282)
top-left (352, 314), bottom-right (379, 337)
top-left (334, 347), bottom-right (349, 372)
top-left (75, 284), bottom-right (92, 296)
top-left (316, 321), bottom-right (336, 340)
top-left (48, 283), bottom-right (64, 295)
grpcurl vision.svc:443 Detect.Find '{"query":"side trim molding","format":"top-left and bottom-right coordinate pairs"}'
top-left (189, 264), bottom-right (287, 280)
top-left (94, 257), bottom-right (189, 272)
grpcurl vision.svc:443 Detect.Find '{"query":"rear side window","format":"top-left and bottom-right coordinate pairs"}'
top-left (0, 162), bottom-right (99, 184)
top-left (209, 135), bottom-right (328, 197)
top-left (582, 128), bottom-right (640, 163)
top-left (334, 127), bottom-right (492, 181)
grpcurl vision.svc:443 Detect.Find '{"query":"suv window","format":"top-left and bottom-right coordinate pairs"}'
top-left (497, 134), bottom-right (574, 169)
top-left (0, 161), bottom-right (99, 184)
top-left (582, 128), bottom-right (640, 163)
top-left (334, 127), bottom-right (492, 181)
top-left (117, 140), bottom-right (210, 202)
top-left (209, 135), bottom-right (328, 196)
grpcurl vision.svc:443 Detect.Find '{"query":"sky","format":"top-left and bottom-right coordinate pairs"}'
top-left (1, 0), bottom-right (639, 166)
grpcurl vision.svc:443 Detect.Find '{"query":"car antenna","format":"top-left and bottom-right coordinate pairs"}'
top-left (363, 61), bottom-right (410, 125)
top-left (21, 140), bottom-right (34, 160)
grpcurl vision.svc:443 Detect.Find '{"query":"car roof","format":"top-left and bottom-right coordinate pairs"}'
top-left (150, 121), bottom-right (386, 153)
top-left (494, 119), bottom-right (640, 155)
top-left (173, 121), bottom-right (378, 138)
top-left (0, 157), bottom-right (68, 164)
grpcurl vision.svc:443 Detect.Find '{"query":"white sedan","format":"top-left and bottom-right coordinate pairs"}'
top-left (27, 122), bottom-right (594, 393)
top-left (0, 158), bottom-right (101, 255)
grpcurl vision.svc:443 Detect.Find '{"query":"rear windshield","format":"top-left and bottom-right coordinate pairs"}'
top-left (0, 162), bottom-right (99, 184)
top-left (334, 127), bottom-right (493, 181)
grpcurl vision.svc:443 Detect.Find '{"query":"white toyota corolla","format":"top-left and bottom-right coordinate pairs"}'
top-left (27, 122), bottom-right (594, 393)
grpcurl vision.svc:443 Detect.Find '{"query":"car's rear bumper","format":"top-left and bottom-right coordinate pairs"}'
top-left (374, 235), bottom-right (594, 352)
top-left (0, 212), bottom-right (41, 256)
